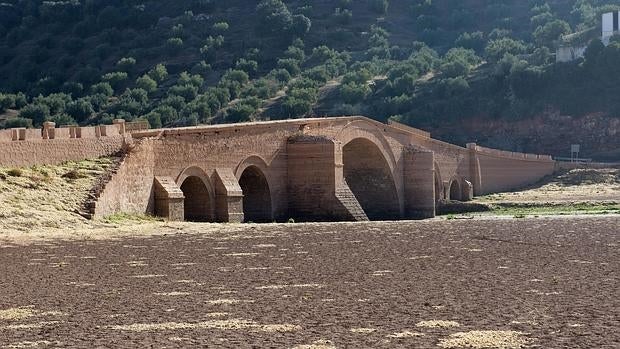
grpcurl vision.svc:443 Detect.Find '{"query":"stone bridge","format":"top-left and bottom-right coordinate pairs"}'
top-left (95, 117), bottom-right (555, 222)
top-left (0, 116), bottom-right (556, 222)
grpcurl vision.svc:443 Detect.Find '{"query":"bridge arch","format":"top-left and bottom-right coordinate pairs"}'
top-left (176, 166), bottom-right (215, 222)
top-left (448, 177), bottom-right (463, 201)
top-left (434, 162), bottom-right (444, 203)
top-left (342, 137), bottom-right (400, 220)
top-left (335, 120), bottom-right (398, 174)
top-left (236, 156), bottom-right (273, 223)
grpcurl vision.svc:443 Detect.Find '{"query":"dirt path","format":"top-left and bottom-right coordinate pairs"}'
top-left (0, 217), bottom-right (618, 348)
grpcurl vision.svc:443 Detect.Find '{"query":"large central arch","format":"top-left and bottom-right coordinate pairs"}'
top-left (239, 165), bottom-right (272, 223)
top-left (342, 138), bottom-right (400, 220)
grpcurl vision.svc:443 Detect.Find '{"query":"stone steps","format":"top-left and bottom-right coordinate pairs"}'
top-left (335, 184), bottom-right (369, 221)
top-left (77, 149), bottom-right (129, 219)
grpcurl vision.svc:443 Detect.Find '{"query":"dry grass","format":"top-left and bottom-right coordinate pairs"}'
top-left (292, 340), bottom-right (337, 349)
top-left (437, 330), bottom-right (530, 349)
top-left (416, 320), bottom-right (461, 328)
top-left (0, 307), bottom-right (36, 321)
top-left (0, 158), bottom-right (115, 233)
top-left (4, 340), bottom-right (55, 348)
top-left (0, 307), bottom-right (64, 321)
top-left (109, 319), bottom-right (300, 333)
top-left (350, 327), bottom-right (377, 334)
top-left (153, 292), bottom-right (192, 296)
top-left (256, 283), bottom-right (325, 290)
top-left (387, 331), bottom-right (425, 338)
top-left (206, 299), bottom-right (254, 305)
top-left (0, 321), bottom-right (61, 330)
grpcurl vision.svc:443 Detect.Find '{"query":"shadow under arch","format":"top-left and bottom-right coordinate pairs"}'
top-left (236, 156), bottom-right (273, 223)
top-left (434, 162), bottom-right (444, 203)
top-left (176, 166), bottom-right (216, 222)
top-left (342, 137), bottom-right (400, 220)
top-left (448, 177), bottom-right (462, 201)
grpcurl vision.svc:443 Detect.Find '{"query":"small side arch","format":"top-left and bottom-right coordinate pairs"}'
top-left (448, 177), bottom-right (463, 201)
top-left (176, 166), bottom-right (216, 222)
top-left (236, 155), bottom-right (273, 223)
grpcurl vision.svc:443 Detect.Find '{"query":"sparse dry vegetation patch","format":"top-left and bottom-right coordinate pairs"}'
top-left (0, 158), bottom-right (116, 233)
top-left (416, 320), bottom-right (461, 328)
top-left (437, 330), bottom-right (530, 349)
top-left (109, 319), bottom-right (300, 333)
top-left (292, 339), bottom-right (337, 349)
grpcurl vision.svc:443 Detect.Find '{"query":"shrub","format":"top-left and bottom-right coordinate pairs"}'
top-left (62, 169), bottom-right (87, 180)
top-left (277, 58), bottom-right (301, 76)
top-left (3, 117), bottom-right (32, 128)
top-left (90, 82), bottom-right (114, 97)
top-left (235, 59), bottom-right (259, 76)
top-left (212, 21), bottom-right (229, 32)
top-left (226, 103), bottom-right (256, 122)
top-left (66, 99), bottom-right (94, 122)
top-left (256, 0), bottom-right (293, 34)
top-left (0, 93), bottom-right (16, 112)
top-left (7, 169), bottom-right (22, 177)
top-left (148, 64), bottom-right (168, 83)
top-left (19, 104), bottom-right (50, 126)
top-left (341, 82), bottom-right (370, 104)
top-left (116, 57), bottom-right (137, 72)
top-left (291, 14), bottom-right (311, 36)
top-left (135, 75), bottom-right (158, 93)
top-left (166, 37), bottom-right (184, 54)
top-left (485, 38), bottom-right (527, 63)
top-left (102, 71), bottom-right (128, 91)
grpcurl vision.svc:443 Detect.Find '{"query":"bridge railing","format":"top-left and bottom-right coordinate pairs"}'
top-left (469, 143), bottom-right (553, 161)
top-left (0, 119), bottom-right (128, 142)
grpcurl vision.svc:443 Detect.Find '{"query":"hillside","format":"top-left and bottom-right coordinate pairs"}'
top-left (0, 0), bottom-right (619, 160)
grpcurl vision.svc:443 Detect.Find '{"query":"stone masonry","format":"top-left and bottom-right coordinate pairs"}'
top-left (0, 116), bottom-right (557, 222)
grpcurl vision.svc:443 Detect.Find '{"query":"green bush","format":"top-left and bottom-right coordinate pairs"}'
top-left (226, 103), bottom-right (256, 122)
top-left (102, 71), bottom-right (128, 91)
top-left (213, 22), bottom-right (229, 32)
top-left (3, 117), bottom-right (33, 129)
top-left (19, 104), bottom-right (50, 127)
top-left (136, 75), bottom-right (158, 93)
top-left (148, 64), bottom-right (168, 83)
top-left (116, 57), bottom-right (137, 73)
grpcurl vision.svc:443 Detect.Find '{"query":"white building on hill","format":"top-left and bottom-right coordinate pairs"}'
top-left (556, 11), bottom-right (620, 63)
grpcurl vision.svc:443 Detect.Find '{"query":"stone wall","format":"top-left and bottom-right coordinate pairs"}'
top-left (0, 122), bottom-right (128, 167)
top-left (471, 144), bottom-right (555, 194)
top-left (92, 139), bottom-right (156, 218)
top-left (0, 116), bottom-right (563, 221)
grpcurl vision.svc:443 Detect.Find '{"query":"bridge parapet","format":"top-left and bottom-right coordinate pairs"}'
top-left (468, 143), bottom-right (553, 161)
top-left (0, 120), bottom-right (126, 143)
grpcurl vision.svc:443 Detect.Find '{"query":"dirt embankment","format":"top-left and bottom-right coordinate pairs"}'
top-left (479, 168), bottom-right (620, 204)
top-left (0, 158), bottom-right (120, 233)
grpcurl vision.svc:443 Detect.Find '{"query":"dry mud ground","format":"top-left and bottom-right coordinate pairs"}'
top-left (1, 217), bottom-right (618, 348)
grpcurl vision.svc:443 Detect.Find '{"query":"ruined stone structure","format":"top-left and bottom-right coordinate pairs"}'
top-left (0, 116), bottom-right (557, 222)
